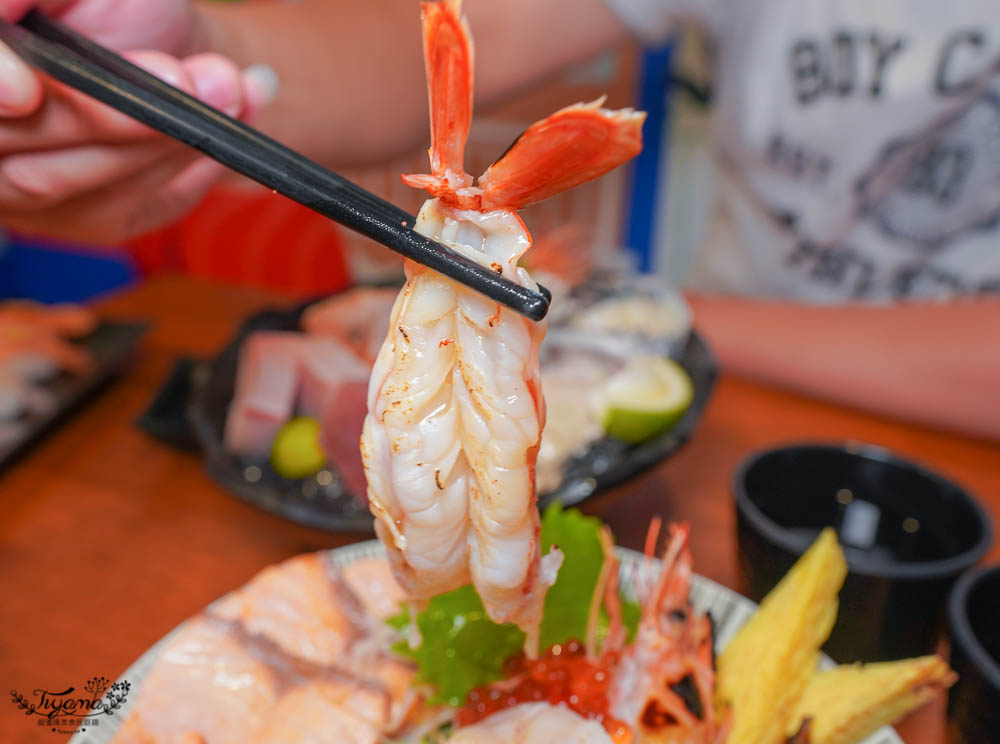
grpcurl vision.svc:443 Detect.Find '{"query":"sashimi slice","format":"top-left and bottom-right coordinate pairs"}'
top-left (298, 340), bottom-right (369, 420)
top-left (301, 287), bottom-right (398, 364)
top-left (224, 332), bottom-right (303, 456)
top-left (340, 557), bottom-right (407, 620)
top-left (319, 376), bottom-right (370, 501)
top-left (111, 618), bottom-right (279, 744)
top-left (253, 682), bottom-right (381, 744)
top-left (225, 332), bottom-right (372, 465)
top-left (211, 553), bottom-right (368, 666)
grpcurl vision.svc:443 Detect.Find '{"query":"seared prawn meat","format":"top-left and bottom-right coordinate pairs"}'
top-left (360, 0), bottom-right (644, 636)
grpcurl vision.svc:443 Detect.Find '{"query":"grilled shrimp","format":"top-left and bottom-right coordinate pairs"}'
top-left (360, 0), bottom-right (643, 635)
top-left (609, 524), bottom-right (726, 744)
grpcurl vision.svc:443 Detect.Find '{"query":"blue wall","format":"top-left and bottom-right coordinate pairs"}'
top-left (624, 43), bottom-right (674, 273)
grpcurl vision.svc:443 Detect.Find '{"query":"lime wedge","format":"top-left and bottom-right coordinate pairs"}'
top-left (271, 416), bottom-right (326, 479)
top-left (597, 356), bottom-right (693, 444)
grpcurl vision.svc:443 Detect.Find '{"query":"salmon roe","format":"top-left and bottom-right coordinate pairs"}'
top-left (455, 639), bottom-right (632, 743)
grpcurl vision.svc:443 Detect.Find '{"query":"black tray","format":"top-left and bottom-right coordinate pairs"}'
top-left (0, 320), bottom-right (148, 470)
top-left (188, 299), bottom-right (716, 533)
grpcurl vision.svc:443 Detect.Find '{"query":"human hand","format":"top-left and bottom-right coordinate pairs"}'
top-left (0, 0), bottom-right (276, 244)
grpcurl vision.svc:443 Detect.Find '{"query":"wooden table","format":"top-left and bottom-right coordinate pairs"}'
top-left (2, 275), bottom-right (997, 743)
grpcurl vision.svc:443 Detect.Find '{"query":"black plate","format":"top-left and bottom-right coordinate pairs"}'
top-left (0, 320), bottom-right (148, 470)
top-left (187, 298), bottom-right (716, 533)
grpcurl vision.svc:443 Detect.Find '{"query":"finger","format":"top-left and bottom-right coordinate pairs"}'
top-left (0, 49), bottom-right (197, 153)
top-left (0, 39), bottom-right (43, 116)
top-left (123, 154), bottom-right (225, 238)
top-left (0, 1), bottom-right (77, 22)
top-left (182, 53), bottom-right (246, 117)
top-left (0, 138), bottom-right (182, 209)
top-left (0, 0), bottom-right (36, 21)
top-left (0, 149), bottom-right (223, 244)
top-left (49, 0), bottom-right (199, 57)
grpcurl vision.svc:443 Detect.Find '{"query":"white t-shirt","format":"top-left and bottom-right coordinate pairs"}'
top-left (605, 0), bottom-right (1000, 301)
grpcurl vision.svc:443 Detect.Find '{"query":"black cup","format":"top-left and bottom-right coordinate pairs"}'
top-left (947, 564), bottom-right (1000, 744)
top-left (734, 443), bottom-right (992, 662)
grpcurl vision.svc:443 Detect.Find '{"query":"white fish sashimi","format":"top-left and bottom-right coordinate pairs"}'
top-left (299, 340), bottom-right (370, 420)
top-left (254, 682), bottom-right (382, 744)
top-left (224, 332), bottom-right (369, 459)
top-left (449, 702), bottom-right (613, 744)
top-left (112, 618), bottom-right (279, 744)
top-left (302, 286), bottom-right (398, 364)
top-left (225, 332), bottom-right (302, 456)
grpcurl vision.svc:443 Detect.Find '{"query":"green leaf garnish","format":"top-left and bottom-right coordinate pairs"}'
top-left (388, 585), bottom-right (525, 706)
top-left (539, 502), bottom-right (640, 650)
top-left (388, 504), bottom-right (641, 706)
top-left (539, 502), bottom-right (603, 649)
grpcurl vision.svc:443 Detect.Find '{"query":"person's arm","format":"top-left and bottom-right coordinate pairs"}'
top-left (688, 294), bottom-right (1000, 440)
top-left (0, 0), bottom-right (628, 244)
top-left (199, 0), bottom-right (629, 167)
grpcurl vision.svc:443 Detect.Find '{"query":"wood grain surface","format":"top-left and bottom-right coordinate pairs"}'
top-left (2, 276), bottom-right (997, 743)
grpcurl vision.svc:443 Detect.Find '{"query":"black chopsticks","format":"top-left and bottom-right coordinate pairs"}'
top-left (0, 10), bottom-right (550, 321)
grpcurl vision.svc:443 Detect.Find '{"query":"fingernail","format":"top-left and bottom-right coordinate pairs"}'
top-left (243, 64), bottom-right (279, 108)
top-left (0, 40), bottom-right (38, 114)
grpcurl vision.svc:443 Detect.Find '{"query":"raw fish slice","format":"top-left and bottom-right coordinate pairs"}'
top-left (253, 682), bottom-right (381, 744)
top-left (340, 556), bottom-right (408, 620)
top-left (319, 376), bottom-right (370, 500)
top-left (450, 702), bottom-right (613, 743)
top-left (535, 351), bottom-right (608, 493)
top-left (301, 287), bottom-right (398, 363)
top-left (211, 553), bottom-right (368, 666)
top-left (111, 618), bottom-right (279, 744)
top-left (115, 550), bottom-right (427, 743)
top-left (224, 332), bottom-right (302, 456)
top-left (298, 339), bottom-right (369, 420)
top-left (225, 331), bottom-right (370, 460)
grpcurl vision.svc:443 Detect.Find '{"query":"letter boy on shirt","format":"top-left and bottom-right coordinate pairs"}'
top-left (604, 0), bottom-right (1000, 301)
